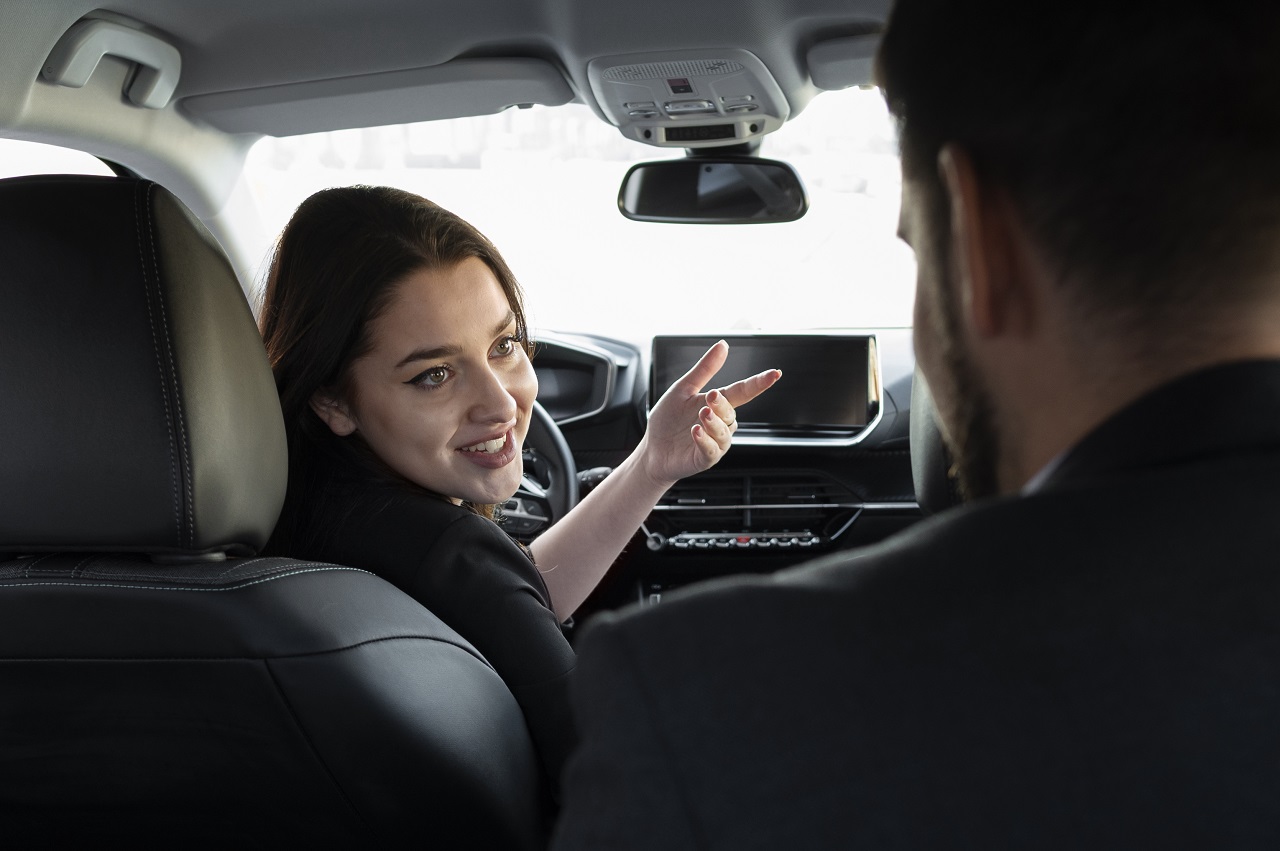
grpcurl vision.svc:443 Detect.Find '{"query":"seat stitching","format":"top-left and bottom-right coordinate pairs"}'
top-left (0, 634), bottom-right (490, 666)
top-left (79, 567), bottom-right (282, 582)
top-left (23, 554), bottom-right (54, 579)
top-left (0, 565), bottom-right (375, 593)
top-left (69, 555), bottom-right (95, 579)
top-left (215, 556), bottom-right (269, 578)
top-left (77, 566), bottom-right (297, 583)
top-left (134, 182), bottom-right (182, 547)
top-left (141, 183), bottom-right (195, 548)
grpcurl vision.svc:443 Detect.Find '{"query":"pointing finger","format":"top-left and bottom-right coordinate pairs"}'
top-left (718, 368), bottom-right (782, 408)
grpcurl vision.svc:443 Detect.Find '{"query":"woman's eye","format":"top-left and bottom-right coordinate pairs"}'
top-left (492, 335), bottom-right (519, 357)
top-left (408, 366), bottom-right (451, 389)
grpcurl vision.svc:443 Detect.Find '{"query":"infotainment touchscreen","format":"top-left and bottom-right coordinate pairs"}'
top-left (650, 334), bottom-right (878, 437)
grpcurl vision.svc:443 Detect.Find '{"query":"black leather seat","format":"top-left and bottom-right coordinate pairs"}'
top-left (0, 175), bottom-right (546, 846)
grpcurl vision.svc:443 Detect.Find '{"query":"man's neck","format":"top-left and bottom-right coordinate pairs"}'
top-left (993, 317), bottom-right (1280, 496)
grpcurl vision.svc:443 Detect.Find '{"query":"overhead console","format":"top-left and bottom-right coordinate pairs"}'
top-left (650, 334), bottom-right (882, 446)
top-left (587, 49), bottom-right (788, 148)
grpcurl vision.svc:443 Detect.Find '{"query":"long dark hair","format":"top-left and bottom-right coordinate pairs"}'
top-left (258, 185), bottom-right (532, 552)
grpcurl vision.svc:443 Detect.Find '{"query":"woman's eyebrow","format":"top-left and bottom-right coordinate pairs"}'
top-left (394, 310), bottom-right (517, 369)
top-left (492, 309), bottom-right (517, 335)
top-left (396, 343), bottom-right (460, 368)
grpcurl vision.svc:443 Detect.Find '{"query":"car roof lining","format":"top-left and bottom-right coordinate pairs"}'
top-left (0, 0), bottom-right (888, 291)
top-left (12, 1), bottom-right (887, 128)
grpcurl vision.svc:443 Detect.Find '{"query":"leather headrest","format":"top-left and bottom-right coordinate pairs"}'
top-left (0, 176), bottom-right (287, 556)
top-left (910, 366), bottom-right (962, 515)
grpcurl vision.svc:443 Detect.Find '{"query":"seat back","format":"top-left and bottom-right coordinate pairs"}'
top-left (0, 176), bottom-right (545, 846)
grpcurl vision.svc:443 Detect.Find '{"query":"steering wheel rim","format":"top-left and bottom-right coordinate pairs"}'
top-left (502, 401), bottom-right (578, 542)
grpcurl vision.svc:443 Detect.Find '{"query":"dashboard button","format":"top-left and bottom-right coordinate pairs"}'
top-left (665, 100), bottom-right (716, 114)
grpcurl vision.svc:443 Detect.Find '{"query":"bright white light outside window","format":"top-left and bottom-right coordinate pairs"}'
top-left (244, 87), bottom-right (915, 343)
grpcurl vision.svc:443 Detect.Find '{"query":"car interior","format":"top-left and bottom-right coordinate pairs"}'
top-left (0, 0), bottom-right (930, 840)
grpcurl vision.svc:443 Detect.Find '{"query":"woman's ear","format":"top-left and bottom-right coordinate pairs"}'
top-left (310, 391), bottom-right (358, 436)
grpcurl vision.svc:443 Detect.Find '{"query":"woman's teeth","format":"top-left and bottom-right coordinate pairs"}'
top-left (461, 435), bottom-right (507, 454)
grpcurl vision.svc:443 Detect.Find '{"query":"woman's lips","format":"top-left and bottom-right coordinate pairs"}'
top-left (457, 429), bottom-right (518, 469)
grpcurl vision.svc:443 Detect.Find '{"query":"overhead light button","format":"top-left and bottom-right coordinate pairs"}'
top-left (665, 100), bottom-right (716, 115)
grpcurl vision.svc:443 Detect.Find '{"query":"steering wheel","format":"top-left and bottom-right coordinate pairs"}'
top-left (501, 401), bottom-right (579, 543)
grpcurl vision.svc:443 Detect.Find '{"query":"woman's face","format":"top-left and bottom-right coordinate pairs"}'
top-left (314, 257), bottom-right (537, 505)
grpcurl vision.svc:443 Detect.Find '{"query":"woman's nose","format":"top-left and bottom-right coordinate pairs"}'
top-left (468, 365), bottom-right (518, 424)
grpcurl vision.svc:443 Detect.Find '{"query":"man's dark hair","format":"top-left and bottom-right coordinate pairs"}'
top-left (878, 1), bottom-right (1280, 337)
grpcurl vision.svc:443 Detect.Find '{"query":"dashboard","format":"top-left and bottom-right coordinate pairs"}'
top-left (525, 328), bottom-right (923, 619)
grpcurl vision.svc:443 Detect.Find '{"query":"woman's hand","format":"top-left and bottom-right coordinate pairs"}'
top-left (533, 341), bottom-right (778, 620)
top-left (639, 340), bottom-right (781, 488)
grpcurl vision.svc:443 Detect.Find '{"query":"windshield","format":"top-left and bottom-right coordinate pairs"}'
top-left (243, 87), bottom-right (914, 344)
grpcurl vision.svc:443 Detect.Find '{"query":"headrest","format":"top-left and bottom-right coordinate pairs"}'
top-left (910, 365), bottom-right (962, 516)
top-left (0, 176), bottom-right (287, 557)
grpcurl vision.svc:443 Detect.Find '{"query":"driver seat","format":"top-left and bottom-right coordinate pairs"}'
top-left (0, 175), bottom-right (546, 846)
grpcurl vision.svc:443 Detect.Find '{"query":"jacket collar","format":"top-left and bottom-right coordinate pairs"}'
top-left (1042, 359), bottom-right (1280, 491)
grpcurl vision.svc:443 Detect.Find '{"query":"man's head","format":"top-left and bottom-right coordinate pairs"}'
top-left (878, 0), bottom-right (1280, 497)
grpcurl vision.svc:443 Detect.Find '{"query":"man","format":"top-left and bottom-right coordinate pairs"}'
top-left (553, 1), bottom-right (1280, 847)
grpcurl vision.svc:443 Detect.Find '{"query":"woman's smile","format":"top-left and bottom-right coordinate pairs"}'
top-left (457, 429), bottom-right (519, 469)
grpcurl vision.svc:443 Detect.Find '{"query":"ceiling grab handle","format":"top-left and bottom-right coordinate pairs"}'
top-left (42, 19), bottom-right (181, 109)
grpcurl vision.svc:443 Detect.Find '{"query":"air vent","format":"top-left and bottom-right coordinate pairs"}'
top-left (603, 60), bottom-right (744, 81)
top-left (648, 471), bottom-right (862, 550)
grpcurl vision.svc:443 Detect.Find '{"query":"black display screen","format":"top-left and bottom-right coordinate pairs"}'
top-left (650, 335), bottom-right (875, 434)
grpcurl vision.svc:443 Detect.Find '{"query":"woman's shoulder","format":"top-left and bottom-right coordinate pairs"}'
top-left (330, 479), bottom-right (480, 552)
top-left (312, 481), bottom-right (540, 585)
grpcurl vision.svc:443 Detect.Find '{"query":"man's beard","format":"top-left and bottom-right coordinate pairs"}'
top-left (930, 263), bottom-right (1001, 501)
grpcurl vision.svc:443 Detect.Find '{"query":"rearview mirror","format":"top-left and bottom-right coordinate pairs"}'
top-left (618, 157), bottom-right (808, 224)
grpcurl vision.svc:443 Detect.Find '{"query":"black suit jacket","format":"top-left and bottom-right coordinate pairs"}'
top-left (554, 360), bottom-right (1280, 849)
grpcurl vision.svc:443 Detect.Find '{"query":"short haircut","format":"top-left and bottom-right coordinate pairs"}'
top-left (878, 0), bottom-right (1280, 333)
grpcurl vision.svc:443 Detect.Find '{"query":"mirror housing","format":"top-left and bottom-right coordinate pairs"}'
top-left (618, 157), bottom-right (808, 224)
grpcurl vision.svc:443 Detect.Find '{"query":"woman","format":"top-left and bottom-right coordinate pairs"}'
top-left (258, 185), bottom-right (778, 788)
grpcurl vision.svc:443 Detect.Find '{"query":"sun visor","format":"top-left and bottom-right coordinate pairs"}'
top-left (181, 58), bottom-right (575, 136)
top-left (806, 35), bottom-right (880, 91)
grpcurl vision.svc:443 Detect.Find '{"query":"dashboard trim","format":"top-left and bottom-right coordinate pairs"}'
top-left (652, 501), bottom-right (919, 512)
top-left (534, 333), bottom-right (618, 426)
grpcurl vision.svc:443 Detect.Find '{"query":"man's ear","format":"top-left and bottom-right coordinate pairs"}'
top-left (310, 390), bottom-right (358, 436)
top-left (937, 145), bottom-right (1034, 339)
